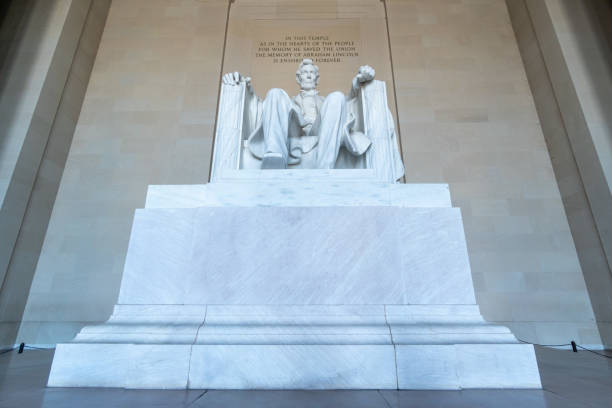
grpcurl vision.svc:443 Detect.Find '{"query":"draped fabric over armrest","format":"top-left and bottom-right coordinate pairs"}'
top-left (210, 82), bottom-right (247, 181)
top-left (361, 81), bottom-right (405, 182)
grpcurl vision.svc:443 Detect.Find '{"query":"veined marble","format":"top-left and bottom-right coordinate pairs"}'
top-left (48, 170), bottom-right (541, 389)
top-left (117, 206), bottom-right (474, 306)
top-left (49, 304), bottom-right (540, 389)
top-left (146, 169), bottom-right (451, 209)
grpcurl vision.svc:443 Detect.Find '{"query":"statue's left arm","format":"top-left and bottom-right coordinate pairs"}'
top-left (348, 65), bottom-right (376, 99)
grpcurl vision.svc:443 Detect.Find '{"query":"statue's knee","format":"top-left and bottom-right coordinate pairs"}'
top-left (266, 88), bottom-right (288, 99)
top-left (326, 91), bottom-right (345, 105)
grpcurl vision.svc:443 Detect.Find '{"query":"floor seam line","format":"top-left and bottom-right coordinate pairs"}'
top-left (377, 389), bottom-right (394, 408)
top-left (543, 387), bottom-right (600, 408)
top-left (187, 389), bottom-right (209, 407)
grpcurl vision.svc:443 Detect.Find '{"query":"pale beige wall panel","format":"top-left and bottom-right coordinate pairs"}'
top-left (506, 0), bottom-right (612, 347)
top-left (18, 0), bottom-right (228, 344)
top-left (0, 0), bottom-right (73, 313)
top-left (15, 0), bottom-right (603, 347)
top-left (0, 0), bottom-right (114, 346)
top-left (387, 0), bottom-right (599, 345)
top-left (0, 0), bottom-right (111, 347)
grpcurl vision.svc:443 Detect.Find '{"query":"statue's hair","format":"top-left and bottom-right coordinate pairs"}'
top-left (296, 58), bottom-right (320, 84)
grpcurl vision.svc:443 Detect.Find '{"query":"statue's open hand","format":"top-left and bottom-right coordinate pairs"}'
top-left (222, 72), bottom-right (251, 86)
top-left (356, 65), bottom-right (375, 83)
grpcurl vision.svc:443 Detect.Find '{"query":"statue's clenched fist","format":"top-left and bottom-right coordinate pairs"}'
top-left (222, 72), bottom-right (251, 86)
top-left (355, 65), bottom-right (375, 83)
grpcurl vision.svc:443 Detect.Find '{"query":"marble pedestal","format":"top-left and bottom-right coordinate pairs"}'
top-left (48, 170), bottom-right (541, 389)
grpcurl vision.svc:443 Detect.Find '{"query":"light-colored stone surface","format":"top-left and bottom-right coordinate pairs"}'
top-left (54, 304), bottom-right (520, 347)
top-left (387, 0), bottom-right (600, 346)
top-left (146, 170), bottom-right (450, 208)
top-left (17, 0), bottom-right (229, 344)
top-left (541, 0), bottom-right (612, 194)
top-left (212, 76), bottom-right (404, 182)
top-left (48, 342), bottom-right (541, 389)
top-left (48, 302), bottom-right (539, 389)
top-left (219, 63), bottom-right (376, 170)
top-left (197, 305), bottom-right (391, 345)
top-left (217, 0), bottom-right (404, 183)
top-left (47, 171), bottom-right (540, 389)
top-left (48, 302), bottom-right (538, 389)
top-left (386, 305), bottom-right (516, 345)
top-left (0, 0), bottom-right (111, 346)
top-left (396, 343), bottom-right (540, 389)
top-left (506, 0), bottom-right (612, 347)
top-left (0, 0), bottom-right (71, 206)
top-left (48, 343), bottom-right (192, 389)
top-left (189, 345), bottom-right (398, 390)
top-left (395, 345), bottom-right (459, 389)
top-left (12, 0), bottom-right (606, 350)
top-left (223, 0), bottom-right (395, 104)
top-left (0, 0), bottom-right (77, 345)
top-left (117, 205), bottom-right (474, 305)
top-left (74, 305), bottom-right (206, 344)
top-left (454, 343), bottom-right (540, 389)
top-left (145, 182), bottom-right (450, 208)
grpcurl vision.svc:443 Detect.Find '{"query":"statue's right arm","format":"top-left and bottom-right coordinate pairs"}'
top-left (222, 72), bottom-right (252, 88)
top-left (222, 71), bottom-right (260, 105)
top-left (221, 72), bottom-right (262, 132)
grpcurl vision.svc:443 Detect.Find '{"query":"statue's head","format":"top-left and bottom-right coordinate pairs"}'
top-left (296, 59), bottom-right (319, 91)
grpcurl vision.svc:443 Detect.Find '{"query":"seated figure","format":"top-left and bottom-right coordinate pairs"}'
top-left (215, 59), bottom-right (404, 181)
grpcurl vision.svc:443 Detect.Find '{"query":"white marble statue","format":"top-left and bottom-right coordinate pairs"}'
top-left (218, 59), bottom-right (404, 181)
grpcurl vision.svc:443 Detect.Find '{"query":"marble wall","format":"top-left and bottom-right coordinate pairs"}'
top-left (222, 0), bottom-right (394, 105)
top-left (12, 0), bottom-right (606, 346)
top-left (387, 0), bottom-right (599, 346)
top-left (17, 0), bottom-right (228, 344)
top-left (506, 0), bottom-right (612, 347)
top-left (0, 0), bottom-right (111, 345)
top-left (1, 0), bottom-right (74, 344)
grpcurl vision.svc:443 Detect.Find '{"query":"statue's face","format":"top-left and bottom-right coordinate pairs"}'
top-left (297, 64), bottom-right (319, 91)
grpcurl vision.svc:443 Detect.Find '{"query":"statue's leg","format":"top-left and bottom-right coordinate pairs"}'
top-left (261, 88), bottom-right (292, 169)
top-left (315, 91), bottom-right (346, 169)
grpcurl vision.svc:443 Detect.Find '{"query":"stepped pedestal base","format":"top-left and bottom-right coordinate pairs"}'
top-left (48, 305), bottom-right (540, 389)
top-left (48, 170), bottom-right (541, 389)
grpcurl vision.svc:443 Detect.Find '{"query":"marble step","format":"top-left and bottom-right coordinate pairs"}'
top-left (146, 169), bottom-right (451, 208)
top-left (145, 182), bottom-right (451, 208)
top-left (214, 168), bottom-right (382, 183)
top-left (48, 304), bottom-right (539, 390)
top-left (49, 342), bottom-right (540, 389)
top-left (71, 305), bottom-right (518, 346)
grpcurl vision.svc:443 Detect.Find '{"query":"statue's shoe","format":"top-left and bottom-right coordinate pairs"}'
top-left (261, 155), bottom-right (287, 169)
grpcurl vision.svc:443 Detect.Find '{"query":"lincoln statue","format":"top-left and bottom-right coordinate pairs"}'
top-left (222, 59), bottom-right (377, 169)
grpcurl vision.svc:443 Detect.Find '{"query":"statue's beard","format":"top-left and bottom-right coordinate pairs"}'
top-left (299, 80), bottom-right (317, 91)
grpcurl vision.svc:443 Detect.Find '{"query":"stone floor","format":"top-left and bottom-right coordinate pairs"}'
top-left (0, 346), bottom-right (610, 407)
